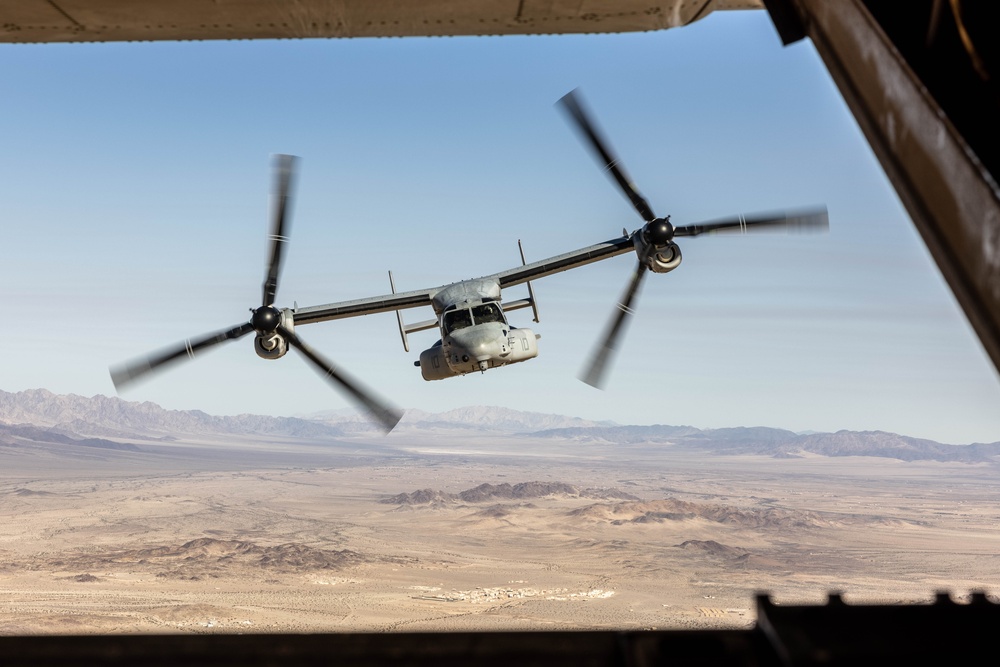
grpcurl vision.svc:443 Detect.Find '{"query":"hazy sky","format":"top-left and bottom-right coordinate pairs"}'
top-left (3, 10), bottom-right (999, 444)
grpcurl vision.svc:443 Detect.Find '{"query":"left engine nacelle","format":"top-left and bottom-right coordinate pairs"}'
top-left (418, 343), bottom-right (453, 381)
top-left (634, 237), bottom-right (682, 274)
top-left (254, 333), bottom-right (288, 360)
top-left (647, 242), bottom-right (682, 273)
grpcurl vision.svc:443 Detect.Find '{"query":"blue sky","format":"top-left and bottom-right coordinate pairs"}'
top-left (3, 10), bottom-right (999, 444)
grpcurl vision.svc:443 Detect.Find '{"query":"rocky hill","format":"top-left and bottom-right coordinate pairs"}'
top-left (0, 422), bottom-right (141, 452)
top-left (568, 498), bottom-right (828, 529)
top-left (382, 481), bottom-right (640, 506)
top-left (19, 537), bottom-right (410, 580)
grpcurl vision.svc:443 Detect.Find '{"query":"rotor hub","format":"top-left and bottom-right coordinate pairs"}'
top-left (251, 305), bottom-right (282, 334)
top-left (644, 217), bottom-right (674, 246)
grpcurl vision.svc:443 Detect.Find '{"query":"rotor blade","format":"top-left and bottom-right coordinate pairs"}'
top-left (280, 327), bottom-right (403, 433)
top-left (580, 260), bottom-right (648, 389)
top-left (674, 207), bottom-right (829, 237)
top-left (262, 154), bottom-right (299, 307)
top-left (110, 321), bottom-right (255, 390)
top-left (557, 90), bottom-right (657, 223)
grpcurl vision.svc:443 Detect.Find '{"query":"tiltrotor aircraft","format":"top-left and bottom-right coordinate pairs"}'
top-left (110, 90), bottom-right (828, 433)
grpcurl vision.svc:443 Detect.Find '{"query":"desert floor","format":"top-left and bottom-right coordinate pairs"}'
top-left (1, 430), bottom-right (998, 633)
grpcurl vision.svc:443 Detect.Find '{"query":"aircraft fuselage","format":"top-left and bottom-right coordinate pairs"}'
top-left (417, 289), bottom-right (539, 380)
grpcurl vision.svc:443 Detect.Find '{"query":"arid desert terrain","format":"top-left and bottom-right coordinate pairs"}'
top-left (2, 410), bottom-right (998, 635)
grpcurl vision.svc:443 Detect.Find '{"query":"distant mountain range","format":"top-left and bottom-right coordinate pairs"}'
top-left (1, 388), bottom-right (998, 463)
top-left (305, 405), bottom-right (612, 433)
top-left (0, 388), bottom-right (345, 440)
top-left (528, 424), bottom-right (1000, 463)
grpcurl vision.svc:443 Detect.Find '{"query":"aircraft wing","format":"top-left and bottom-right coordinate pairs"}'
top-left (488, 235), bottom-right (635, 288)
top-left (0, 1), bottom-right (762, 44)
top-left (291, 235), bottom-right (635, 326)
top-left (292, 287), bottom-right (437, 326)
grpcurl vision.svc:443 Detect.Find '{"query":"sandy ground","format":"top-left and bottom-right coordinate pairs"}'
top-left (1, 431), bottom-right (998, 634)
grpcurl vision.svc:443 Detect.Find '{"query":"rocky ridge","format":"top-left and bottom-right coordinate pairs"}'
top-left (382, 481), bottom-right (641, 506)
top-left (24, 537), bottom-right (406, 578)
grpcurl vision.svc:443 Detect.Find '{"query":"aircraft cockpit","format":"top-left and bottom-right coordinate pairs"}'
top-left (442, 302), bottom-right (507, 334)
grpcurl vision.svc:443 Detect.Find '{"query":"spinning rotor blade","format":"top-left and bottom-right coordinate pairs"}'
top-left (110, 321), bottom-right (256, 390)
top-left (558, 90), bottom-right (657, 223)
top-left (279, 327), bottom-right (403, 434)
top-left (111, 155), bottom-right (402, 435)
top-left (674, 208), bottom-right (829, 237)
top-left (581, 260), bottom-right (648, 389)
top-left (262, 154), bottom-right (299, 307)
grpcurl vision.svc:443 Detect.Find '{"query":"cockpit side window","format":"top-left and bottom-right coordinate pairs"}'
top-left (472, 303), bottom-right (506, 325)
top-left (443, 308), bottom-right (473, 334)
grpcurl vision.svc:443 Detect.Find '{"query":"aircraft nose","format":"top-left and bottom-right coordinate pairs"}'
top-left (450, 328), bottom-right (504, 362)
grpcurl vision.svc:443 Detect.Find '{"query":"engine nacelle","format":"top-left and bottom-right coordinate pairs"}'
top-left (418, 343), bottom-right (453, 381)
top-left (634, 237), bottom-right (682, 274)
top-left (647, 242), bottom-right (682, 273)
top-left (254, 333), bottom-right (288, 360)
top-left (503, 327), bottom-right (540, 364)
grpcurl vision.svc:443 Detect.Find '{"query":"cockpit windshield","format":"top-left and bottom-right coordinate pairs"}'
top-left (443, 303), bottom-right (506, 334)
top-left (472, 303), bottom-right (505, 325)
top-left (443, 309), bottom-right (473, 334)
